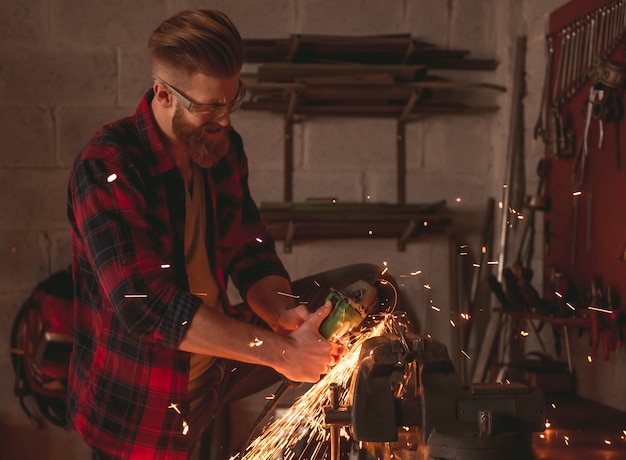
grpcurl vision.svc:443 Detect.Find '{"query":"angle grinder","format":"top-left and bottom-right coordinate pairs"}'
top-left (318, 288), bottom-right (368, 341)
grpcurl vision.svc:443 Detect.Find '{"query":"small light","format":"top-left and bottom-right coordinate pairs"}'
top-left (107, 173), bottom-right (118, 183)
top-left (160, 264), bottom-right (171, 269)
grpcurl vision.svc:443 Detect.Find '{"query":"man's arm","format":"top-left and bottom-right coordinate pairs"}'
top-left (244, 275), bottom-right (309, 335)
top-left (178, 300), bottom-right (339, 383)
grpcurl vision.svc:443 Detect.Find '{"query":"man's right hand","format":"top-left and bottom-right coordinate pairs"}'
top-left (277, 300), bottom-right (345, 383)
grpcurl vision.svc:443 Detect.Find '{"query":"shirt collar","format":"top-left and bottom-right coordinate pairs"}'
top-left (136, 89), bottom-right (176, 176)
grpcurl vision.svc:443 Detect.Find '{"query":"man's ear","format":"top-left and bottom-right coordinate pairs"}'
top-left (153, 81), bottom-right (173, 108)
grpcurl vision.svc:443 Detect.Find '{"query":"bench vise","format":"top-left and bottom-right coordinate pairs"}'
top-left (324, 332), bottom-right (546, 460)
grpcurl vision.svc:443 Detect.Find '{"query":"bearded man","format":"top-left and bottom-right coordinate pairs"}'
top-left (66, 9), bottom-right (347, 459)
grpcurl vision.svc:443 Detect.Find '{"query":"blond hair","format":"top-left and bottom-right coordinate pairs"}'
top-left (148, 9), bottom-right (243, 84)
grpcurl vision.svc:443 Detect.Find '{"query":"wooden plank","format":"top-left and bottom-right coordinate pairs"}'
top-left (241, 77), bottom-right (506, 93)
top-left (262, 221), bottom-right (451, 240)
top-left (243, 35), bottom-right (497, 70)
top-left (242, 100), bottom-right (499, 118)
top-left (257, 63), bottom-right (428, 83)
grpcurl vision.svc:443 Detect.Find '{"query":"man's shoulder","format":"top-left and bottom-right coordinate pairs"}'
top-left (80, 116), bottom-right (143, 164)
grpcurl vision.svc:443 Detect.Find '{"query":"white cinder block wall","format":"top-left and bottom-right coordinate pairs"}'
top-left (5, 0), bottom-right (624, 458)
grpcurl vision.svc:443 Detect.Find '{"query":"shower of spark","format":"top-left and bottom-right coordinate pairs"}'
top-left (236, 318), bottom-right (394, 460)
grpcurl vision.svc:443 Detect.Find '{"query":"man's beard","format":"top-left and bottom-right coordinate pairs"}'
top-left (172, 106), bottom-right (231, 169)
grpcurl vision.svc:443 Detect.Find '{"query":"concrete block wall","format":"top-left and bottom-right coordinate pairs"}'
top-left (6, 0), bottom-right (624, 458)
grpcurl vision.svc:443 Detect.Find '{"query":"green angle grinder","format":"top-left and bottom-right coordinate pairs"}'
top-left (319, 286), bottom-right (370, 341)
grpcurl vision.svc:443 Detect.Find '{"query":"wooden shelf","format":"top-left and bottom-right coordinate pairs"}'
top-left (259, 201), bottom-right (452, 252)
top-left (241, 34), bottom-right (496, 248)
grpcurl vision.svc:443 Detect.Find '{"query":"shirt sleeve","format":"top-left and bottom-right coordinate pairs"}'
top-left (69, 146), bottom-right (202, 348)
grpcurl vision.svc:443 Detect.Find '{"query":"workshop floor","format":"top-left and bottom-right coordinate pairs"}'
top-left (532, 393), bottom-right (626, 459)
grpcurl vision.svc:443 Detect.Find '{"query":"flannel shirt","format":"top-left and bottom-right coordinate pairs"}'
top-left (66, 90), bottom-right (288, 459)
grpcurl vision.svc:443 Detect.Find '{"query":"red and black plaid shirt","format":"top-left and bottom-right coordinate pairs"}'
top-left (66, 90), bottom-right (288, 458)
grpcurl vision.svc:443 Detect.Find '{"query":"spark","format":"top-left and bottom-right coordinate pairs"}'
top-left (256, 237), bottom-right (263, 243)
top-left (380, 266), bottom-right (389, 276)
top-left (124, 294), bottom-right (147, 298)
top-left (168, 403), bottom-right (181, 414)
top-left (455, 197), bottom-right (461, 202)
top-left (277, 292), bottom-right (300, 299)
top-left (554, 291), bottom-right (563, 298)
top-left (461, 350), bottom-right (471, 359)
top-left (249, 338), bottom-right (264, 347)
top-left (460, 313), bottom-right (471, 320)
top-left (449, 320), bottom-right (456, 327)
top-left (423, 221), bottom-right (428, 227)
top-left (265, 394), bottom-right (276, 400)
top-left (564, 435), bottom-right (570, 446)
top-left (182, 320), bottom-right (188, 326)
top-left (410, 271), bottom-right (422, 276)
top-left (520, 330), bottom-right (529, 337)
top-left (423, 284), bottom-right (431, 290)
top-left (566, 302), bottom-right (576, 311)
top-left (182, 419), bottom-right (189, 435)
top-left (161, 264), bottom-right (171, 269)
top-left (551, 403), bottom-right (557, 409)
top-left (588, 306), bottom-right (613, 314)
top-left (368, 230), bottom-right (373, 235)
top-left (472, 263), bottom-right (480, 268)
top-left (481, 246), bottom-right (487, 254)
top-left (238, 319), bottom-right (392, 460)
top-left (487, 260), bottom-right (498, 265)
top-left (604, 439), bottom-right (612, 445)
top-left (545, 419), bottom-right (551, 429)
top-left (587, 355), bottom-right (593, 363)
top-left (314, 280), bottom-right (320, 287)
top-left (107, 173), bottom-right (118, 182)
top-left (498, 201), bottom-right (503, 209)
top-left (573, 190), bottom-right (582, 196)
top-left (431, 306), bottom-right (440, 312)
top-left (192, 292), bottom-right (208, 296)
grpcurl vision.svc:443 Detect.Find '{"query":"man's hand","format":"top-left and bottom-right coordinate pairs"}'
top-left (275, 303), bottom-right (309, 335)
top-left (277, 300), bottom-right (345, 383)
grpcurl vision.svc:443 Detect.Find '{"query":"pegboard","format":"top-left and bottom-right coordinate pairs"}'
top-left (542, 0), bottom-right (626, 303)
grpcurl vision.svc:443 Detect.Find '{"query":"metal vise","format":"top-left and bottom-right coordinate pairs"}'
top-left (324, 333), bottom-right (546, 460)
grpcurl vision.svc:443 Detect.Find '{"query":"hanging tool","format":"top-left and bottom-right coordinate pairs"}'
top-left (571, 86), bottom-right (602, 266)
